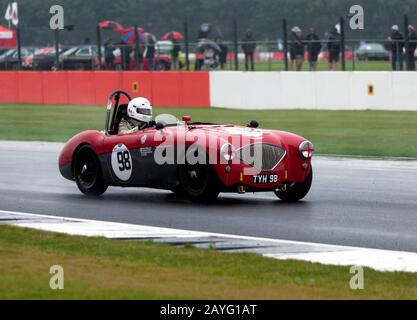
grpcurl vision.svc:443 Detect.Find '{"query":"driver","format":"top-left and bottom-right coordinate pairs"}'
top-left (119, 97), bottom-right (153, 135)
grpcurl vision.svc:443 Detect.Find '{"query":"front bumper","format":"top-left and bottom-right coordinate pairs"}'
top-left (214, 159), bottom-right (312, 193)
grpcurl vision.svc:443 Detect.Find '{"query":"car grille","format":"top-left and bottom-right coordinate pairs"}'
top-left (237, 144), bottom-right (286, 171)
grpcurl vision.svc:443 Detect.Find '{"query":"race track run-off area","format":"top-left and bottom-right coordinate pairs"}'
top-left (0, 141), bottom-right (417, 273)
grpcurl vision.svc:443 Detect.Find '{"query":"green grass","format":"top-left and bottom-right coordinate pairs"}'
top-left (1, 225), bottom-right (416, 299)
top-left (1, 104), bottom-right (417, 157)
top-left (224, 60), bottom-right (392, 72)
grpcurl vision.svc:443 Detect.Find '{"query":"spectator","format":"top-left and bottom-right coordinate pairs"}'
top-left (407, 25), bottom-right (416, 71)
top-left (216, 37), bottom-right (228, 70)
top-left (171, 39), bottom-right (181, 70)
top-left (305, 27), bottom-right (322, 71)
top-left (121, 43), bottom-right (132, 70)
top-left (289, 29), bottom-right (296, 70)
top-left (145, 34), bottom-right (156, 71)
top-left (194, 45), bottom-right (204, 71)
top-left (104, 38), bottom-right (115, 70)
top-left (198, 23), bottom-right (211, 39)
top-left (327, 25), bottom-right (341, 71)
top-left (136, 45), bottom-right (144, 70)
top-left (289, 26), bottom-right (304, 71)
top-left (241, 30), bottom-right (256, 71)
top-left (201, 44), bottom-right (217, 70)
top-left (388, 25), bottom-right (404, 71)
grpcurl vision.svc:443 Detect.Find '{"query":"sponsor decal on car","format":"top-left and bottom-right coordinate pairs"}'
top-left (140, 147), bottom-right (153, 157)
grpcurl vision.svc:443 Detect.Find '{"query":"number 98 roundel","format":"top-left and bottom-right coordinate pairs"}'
top-left (111, 144), bottom-right (132, 182)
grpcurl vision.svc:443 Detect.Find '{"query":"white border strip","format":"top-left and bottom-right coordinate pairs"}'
top-left (1, 209), bottom-right (417, 273)
top-left (209, 71), bottom-right (417, 111)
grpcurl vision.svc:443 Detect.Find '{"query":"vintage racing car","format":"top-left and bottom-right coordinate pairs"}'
top-left (59, 90), bottom-right (314, 202)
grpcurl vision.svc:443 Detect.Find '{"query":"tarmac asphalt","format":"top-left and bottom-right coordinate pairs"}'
top-left (0, 141), bottom-right (416, 252)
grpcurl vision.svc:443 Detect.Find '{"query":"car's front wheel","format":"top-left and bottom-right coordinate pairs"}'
top-left (73, 145), bottom-right (108, 196)
top-left (177, 150), bottom-right (220, 202)
top-left (274, 168), bottom-right (313, 202)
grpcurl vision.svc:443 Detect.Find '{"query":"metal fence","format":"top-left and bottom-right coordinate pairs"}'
top-left (3, 14), bottom-right (417, 72)
top-left (2, 39), bottom-right (417, 72)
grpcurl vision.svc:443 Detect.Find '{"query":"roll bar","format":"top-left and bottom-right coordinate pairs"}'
top-left (105, 90), bottom-right (132, 135)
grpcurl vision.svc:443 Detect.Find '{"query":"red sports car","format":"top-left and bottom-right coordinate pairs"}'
top-left (59, 90), bottom-right (314, 202)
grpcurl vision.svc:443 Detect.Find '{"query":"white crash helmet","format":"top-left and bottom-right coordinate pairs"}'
top-left (127, 97), bottom-right (153, 123)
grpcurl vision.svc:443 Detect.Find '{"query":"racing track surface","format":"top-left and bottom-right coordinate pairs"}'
top-left (0, 141), bottom-right (416, 253)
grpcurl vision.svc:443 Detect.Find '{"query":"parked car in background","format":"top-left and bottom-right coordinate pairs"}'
top-left (112, 47), bottom-right (155, 71)
top-left (0, 48), bottom-right (10, 56)
top-left (154, 41), bottom-right (174, 70)
top-left (60, 46), bottom-right (99, 70)
top-left (22, 47), bottom-right (54, 69)
top-left (0, 43), bottom-right (186, 71)
top-left (33, 46), bottom-right (96, 70)
top-left (0, 49), bottom-right (14, 68)
top-left (0, 48), bottom-right (35, 70)
top-left (112, 47), bottom-right (138, 70)
top-left (32, 47), bottom-right (63, 70)
top-left (152, 41), bottom-right (185, 70)
top-left (356, 43), bottom-right (390, 61)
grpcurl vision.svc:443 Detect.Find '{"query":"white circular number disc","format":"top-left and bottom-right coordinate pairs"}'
top-left (111, 144), bottom-right (132, 181)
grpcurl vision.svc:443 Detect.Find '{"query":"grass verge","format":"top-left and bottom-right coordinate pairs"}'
top-left (1, 104), bottom-right (417, 157)
top-left (0, 225), bottom-right (416, 299)
top-left (225, 60), bottom-right (393, 72)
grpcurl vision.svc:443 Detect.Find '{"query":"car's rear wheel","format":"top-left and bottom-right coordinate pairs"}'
top-left (74, 145), bottom-right (108, 196)
top-left (178, 149), bottom-right (220, 202)
top-left (274, 168), bottom-right (313, 202)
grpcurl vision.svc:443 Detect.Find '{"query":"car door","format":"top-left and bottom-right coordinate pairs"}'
top-left (102, 127), bottom-right (177, 189)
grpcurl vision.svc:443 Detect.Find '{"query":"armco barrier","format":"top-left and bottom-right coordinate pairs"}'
top-left (209, 71), bottom-right (417, 111)
top-left (18, 72), bottom-right (43, 104)
top-left (3, 71), bottom-right (417, 110)
top-left (0, 71), bottom-right (211, 107)
top-left (42, 72), bottom-right (69, 105)
top-left (0, 72), bottom-right (18, 103)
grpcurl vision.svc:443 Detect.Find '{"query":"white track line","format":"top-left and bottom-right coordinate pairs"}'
top-left (1, 209), bottom-right (417, 273)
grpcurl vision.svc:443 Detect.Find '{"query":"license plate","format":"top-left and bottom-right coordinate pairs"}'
top-left (253, 174), bottom-right (278, 184)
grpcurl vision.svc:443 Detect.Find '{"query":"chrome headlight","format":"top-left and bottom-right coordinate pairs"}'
top-left (299, 141), bottom-right (314, 159)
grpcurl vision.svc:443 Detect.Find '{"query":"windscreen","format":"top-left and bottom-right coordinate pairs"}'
top-left (155, 114), bottom-right (180, 126)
